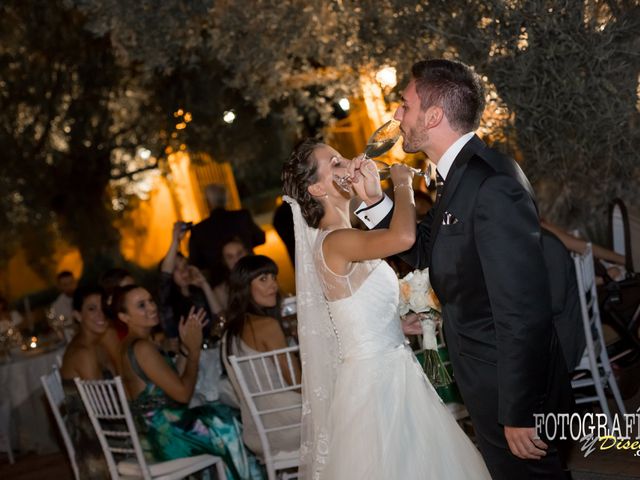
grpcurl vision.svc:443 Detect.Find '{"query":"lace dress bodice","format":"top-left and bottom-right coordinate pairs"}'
top-left (286, 199), bottom-right (491, 480)
top-left (313, 230), bottom-right (405, 361)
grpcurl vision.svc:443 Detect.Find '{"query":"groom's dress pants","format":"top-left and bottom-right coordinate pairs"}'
top-left (448, 337), bottom-right (569, 480)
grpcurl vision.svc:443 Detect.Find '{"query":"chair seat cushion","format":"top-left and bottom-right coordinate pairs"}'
top-left (118, 454), bottom-right (218, 477)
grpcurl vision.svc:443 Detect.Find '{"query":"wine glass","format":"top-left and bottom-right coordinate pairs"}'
top-left (333, 119), bottom-right (431, 192)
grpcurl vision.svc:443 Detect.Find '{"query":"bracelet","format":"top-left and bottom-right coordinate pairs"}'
top-left (393, 183), bottom-right (412, 192)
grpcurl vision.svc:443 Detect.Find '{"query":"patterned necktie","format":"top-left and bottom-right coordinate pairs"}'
top-left (435, 170), bottom-right (445, 204)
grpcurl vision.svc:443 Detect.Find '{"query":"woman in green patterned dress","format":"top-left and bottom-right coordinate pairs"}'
top-left (60, 286), bottom-right (114, 479)
top-left (114, 285), bottom-right (263, 479)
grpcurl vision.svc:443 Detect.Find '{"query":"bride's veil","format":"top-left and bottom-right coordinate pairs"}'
top-left (283, 195), bottom-right (338, 479)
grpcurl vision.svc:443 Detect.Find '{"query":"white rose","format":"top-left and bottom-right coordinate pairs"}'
top-left (411, 269), bottom-right (430, 292)
top-left (409, 290), bottom-right (430, 313)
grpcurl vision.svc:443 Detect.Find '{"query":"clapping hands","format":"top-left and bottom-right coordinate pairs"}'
top-left (178, 307), bottom-right (208, 355)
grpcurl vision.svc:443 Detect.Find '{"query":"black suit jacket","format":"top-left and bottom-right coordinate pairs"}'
top-left (541, 229), bottom-right (584, 373)
top-left (380, 136), bottom-right (572, 433)
top-left (189, 208), bottom-right (266, 284)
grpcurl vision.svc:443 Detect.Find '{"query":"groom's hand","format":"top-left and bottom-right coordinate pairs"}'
top-left (349, 155), bottom-right (383, 206)
top-left (504, 426), bottom-right (548, 460)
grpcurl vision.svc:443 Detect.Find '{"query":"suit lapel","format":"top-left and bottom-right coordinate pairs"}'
top-left (428, 135), bottom-right (485, 258)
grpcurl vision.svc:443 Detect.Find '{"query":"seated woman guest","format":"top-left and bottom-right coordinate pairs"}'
top-left (114, 285), bottom-right (263, 480)
top-left (541, 218), bottom-right (627, 281)
top-left (159, 222), bottom-right (219, 349)
top-left (100, 267), bottom-right (136, 339)
top-left (60, 286), bottom-right (113, 479)
top-left (211, 236), bottom-right (251, 314)
top-left (222, 255), bottom-right (302, 458)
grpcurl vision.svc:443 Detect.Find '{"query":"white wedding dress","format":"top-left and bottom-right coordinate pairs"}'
top-left (311, 229), bottom-right (491, 480)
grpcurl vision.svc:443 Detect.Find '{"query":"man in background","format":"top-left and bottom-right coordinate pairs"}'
top-left (189, 183), bottom-right (265, 285)
top-left (50, 270), bottom-right (76, 320)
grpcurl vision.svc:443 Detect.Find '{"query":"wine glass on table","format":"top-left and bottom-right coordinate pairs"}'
top-left (333, 119), bottom-right (432, 192)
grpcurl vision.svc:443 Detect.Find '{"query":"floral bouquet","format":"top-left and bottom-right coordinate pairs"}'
top-left (399, 269), bottom-right (452, 388)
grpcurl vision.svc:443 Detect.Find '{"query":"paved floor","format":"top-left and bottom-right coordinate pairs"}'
top-left (567, 355), bottom-right (640, 479)
top-left (1, 353), bottom-right (639, 479)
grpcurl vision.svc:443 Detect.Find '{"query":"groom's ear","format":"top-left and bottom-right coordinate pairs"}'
top-left (424, 105), bottom-right (443, 129)
top-left (307, 182), bottom-right (325, 198)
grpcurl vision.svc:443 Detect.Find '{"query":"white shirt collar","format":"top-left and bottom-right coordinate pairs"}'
top-left (435, 131), bottom-right (475, 180)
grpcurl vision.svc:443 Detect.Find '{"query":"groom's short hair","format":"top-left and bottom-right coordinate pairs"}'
top-left (411, 59), bottom-right (485, 133)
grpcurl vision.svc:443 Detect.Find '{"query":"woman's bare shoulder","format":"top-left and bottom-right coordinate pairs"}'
top-left (61, 342), bottom-right (99, 378)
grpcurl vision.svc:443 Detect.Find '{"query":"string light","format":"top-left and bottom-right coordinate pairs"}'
top-left (375, 66), bottom-right (397, 88)
top-left (223, 110), bottom-right (236, 124)
top-left (338, 98), bottom-right (350, 112)
top-left (138, 148), bottom-right (151, 160)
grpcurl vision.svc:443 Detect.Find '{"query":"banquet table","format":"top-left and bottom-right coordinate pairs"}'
top-left (0, 342), bottom-right (66, 454)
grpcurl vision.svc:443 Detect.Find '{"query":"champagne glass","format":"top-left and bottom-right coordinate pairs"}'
top-left (333, 119), bottom-right (431, 192)
top-left (363, 118), bottom-right (403, 158)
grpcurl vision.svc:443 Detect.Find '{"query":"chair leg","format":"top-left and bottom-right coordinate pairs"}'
top-left (605, 368), bottom-right (627, 416)
top-left (215, 459), bottom-right (227, 480)
top-left (266, 464), bottom-right (277, 480)
top-left (0, 429), bottom-right (14, 464)
top-left (592, 368), bottom-right (614, 428)
top-left (610, 382), bottom-right (627, 419)
top-left (628, 303), bottom-right (640, 339)
top-left (6, 444), bottom-right (14, 465)
top-left (599, 338), bottom-right (628, 418)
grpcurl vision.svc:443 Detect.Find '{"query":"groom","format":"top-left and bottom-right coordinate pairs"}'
top-left (353, 59), bottom-right (573, 479)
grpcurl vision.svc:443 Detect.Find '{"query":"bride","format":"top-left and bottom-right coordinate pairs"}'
top-left (281, 139), bottom-right (491, 480)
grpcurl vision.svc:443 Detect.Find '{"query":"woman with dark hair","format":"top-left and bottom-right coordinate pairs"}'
top-left (211, 236), bottom-right (251, 314)
top-left (62, 287), bottom-right (115, 379)
top-left (100, 268), bottom-right (136, 295)
top-left (60, 286), bottom-right (113, 479)
top-left (114, 285), bottom-right (263, 480)
top-left (159, 221), bottom-right (219, 350)
top-left (280, 140), bottom-right (490, 479)
top-left (221, 254), bottom-right (301, 458)
top-left (100, 267), bottom-right (135, 340)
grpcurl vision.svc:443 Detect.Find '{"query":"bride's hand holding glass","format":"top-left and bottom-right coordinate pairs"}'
top-left (389, 163), bottom-right (415, 191)
top-left (332, 119), bottom-right (430, 197)
top-left (347, 155), bottom-right (383, 205)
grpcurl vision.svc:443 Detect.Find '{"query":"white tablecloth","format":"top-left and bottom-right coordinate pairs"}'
top-left (0, 344), bottom-right (66, 454)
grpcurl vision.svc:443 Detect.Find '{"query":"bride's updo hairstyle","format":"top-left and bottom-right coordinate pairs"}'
top-left (282, 138), bottom-right (325, 228)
